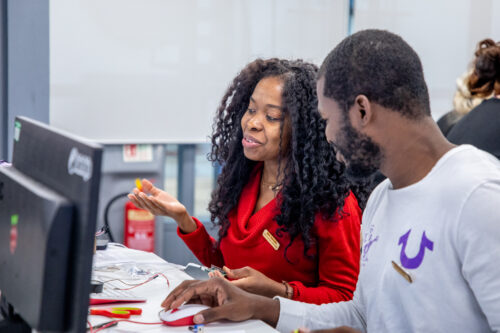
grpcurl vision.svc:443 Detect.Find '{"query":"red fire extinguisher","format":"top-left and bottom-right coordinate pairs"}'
top-left (124, 201), bottom-right (155, 252)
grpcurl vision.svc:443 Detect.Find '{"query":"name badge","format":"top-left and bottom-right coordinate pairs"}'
top-left (262, 229), bottom-right (280, 250)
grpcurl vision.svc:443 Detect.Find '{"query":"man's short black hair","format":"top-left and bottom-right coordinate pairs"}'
top-left (319, 29), bottom-right (431, 119)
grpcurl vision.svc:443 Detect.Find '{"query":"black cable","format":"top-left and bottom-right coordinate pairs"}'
top-left (0, 294), bottom-right (11, 320)
top-left (0, 295), bottom-right (30, 333)
top-left (103, 192), bottom-right (130, 242)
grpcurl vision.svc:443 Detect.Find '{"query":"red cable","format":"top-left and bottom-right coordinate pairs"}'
top-left (87, 320), bottom-right (94, 333)
top-left (90, 272), bottom-right (170, 332)
top-left (116, 275), bottom-right (157, 290)
top-left (158, 272), bottom-right (171, 288)
top-left (98, 278), bottom-right (140, 286)
top-left (93, 319), bottom-right (163, 333)
top-left (114, 272), bottom-right (170, 290)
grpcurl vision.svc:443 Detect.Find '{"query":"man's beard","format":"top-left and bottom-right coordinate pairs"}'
top-left (331, 117), bottom-right (382, 182)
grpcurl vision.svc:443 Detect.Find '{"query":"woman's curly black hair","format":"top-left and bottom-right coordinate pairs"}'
top-left (208, 58), bottom-right (363, 258)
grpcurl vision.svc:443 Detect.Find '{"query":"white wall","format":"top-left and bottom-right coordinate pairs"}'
top-left (353, 0), bottom-right (500, 119)
top-left (49, 0), bottom-right (348, 143)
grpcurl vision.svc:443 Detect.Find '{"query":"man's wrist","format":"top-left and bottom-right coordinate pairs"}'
top-left (251, 295), bottom-right (280, 327)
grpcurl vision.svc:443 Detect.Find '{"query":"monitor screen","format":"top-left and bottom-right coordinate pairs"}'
top-left (0, 167), bottom-right (74, 330)
top-left (0, 116), bottom-right (102, 332)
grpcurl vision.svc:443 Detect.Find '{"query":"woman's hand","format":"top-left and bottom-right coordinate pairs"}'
top-left (128, 179), bottom-right (197, 233)
top-left (221, 266), bottom-right (288, 299)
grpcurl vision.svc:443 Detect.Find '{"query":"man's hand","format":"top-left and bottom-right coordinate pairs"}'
top-left (161, 277), bottom-right (280, 326)
top-left (297, 327), bottom-right (362, 333)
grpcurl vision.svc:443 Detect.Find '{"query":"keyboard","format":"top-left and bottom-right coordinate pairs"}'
top-left (90, 287), bottom-right (146, 305)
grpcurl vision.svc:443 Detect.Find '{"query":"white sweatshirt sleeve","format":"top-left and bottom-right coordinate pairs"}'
top-left (456, 181), bottom-right (500, 331)
top-left (275, 282), bottom-right (366, 333)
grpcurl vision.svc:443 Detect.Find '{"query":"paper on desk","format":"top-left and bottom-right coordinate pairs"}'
top-left (122, 327), bottom-right (245, 333)
top-left (92, 243), bottom-right (186, 283)
top-left (94, 243), bottom-right (176, 267)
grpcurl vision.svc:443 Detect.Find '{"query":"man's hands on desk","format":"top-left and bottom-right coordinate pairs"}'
top-left (161, 277), bottom-right (280, 327)
top-left (298, 328), bottom-right (362, 333)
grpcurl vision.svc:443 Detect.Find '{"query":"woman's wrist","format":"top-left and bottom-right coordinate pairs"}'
top-left (177, 212), bottom-right (197, 234)
top-left (266, 279), bottom-right (291, 299)
top-left (281, 281), bottom-right (293, 299)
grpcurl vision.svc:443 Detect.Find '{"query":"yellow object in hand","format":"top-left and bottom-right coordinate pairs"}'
top-left (135, 178), bottom-right (143, 191)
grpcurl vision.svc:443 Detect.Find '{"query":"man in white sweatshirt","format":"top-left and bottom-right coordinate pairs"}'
top-left (161, 30), bottom-right (500, 333)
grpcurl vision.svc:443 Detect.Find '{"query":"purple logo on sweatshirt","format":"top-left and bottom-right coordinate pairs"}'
top-left (361, 225), bottom-right (379, 266)
top-left (398, 229), bottom-right (434, 269)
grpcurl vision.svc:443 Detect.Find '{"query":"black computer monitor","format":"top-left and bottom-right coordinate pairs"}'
top-left (0, 116), bottom-right (103, 333)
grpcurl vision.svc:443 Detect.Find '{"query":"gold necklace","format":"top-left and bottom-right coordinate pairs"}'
top-left (261, 180), bottom-right (281, 191)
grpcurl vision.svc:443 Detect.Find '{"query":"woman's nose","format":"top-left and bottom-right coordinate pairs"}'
top-left (247, 114), bottom-right (263, 130)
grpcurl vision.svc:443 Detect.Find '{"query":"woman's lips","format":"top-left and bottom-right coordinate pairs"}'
top-left (242, 136), bottom-right (262, 148)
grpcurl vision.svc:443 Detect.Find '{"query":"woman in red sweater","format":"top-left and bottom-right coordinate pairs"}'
top-left (129, 59), bottom-right (364, 305)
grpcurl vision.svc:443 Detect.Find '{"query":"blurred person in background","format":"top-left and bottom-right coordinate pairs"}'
top-left (437, 70), bottom-right (486, 136)
top-left (446, 39), bottom-right (500, 159)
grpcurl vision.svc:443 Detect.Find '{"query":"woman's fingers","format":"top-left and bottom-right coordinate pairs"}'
top-left (130, 191), bottom-right (151, 211)
top-left (226, 266), bottom-right (252, 279)
top-left (147, 195), bottom-right (171, 215)
top-left (127, 193), bottom-right (144, 209)
top-left (209, 270), bottom-right (225, 279)
top-left (136, 192), bottom-right (157, 211)
top-left (141, 178), bottom-right (159, 195)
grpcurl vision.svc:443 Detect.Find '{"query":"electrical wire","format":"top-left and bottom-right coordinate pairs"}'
top-left (114, 272), bottom-right (170, 290)
top-left (96, 278), bottom-right (141, 287)
top-left (102, 192), bottom-right (129, 242)
top-left (113, 275), bottom-right (159, 290)
top-left (96, 272), bottom-right (170, 290)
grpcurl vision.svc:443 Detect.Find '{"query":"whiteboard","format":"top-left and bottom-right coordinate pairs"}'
top-left (49, 0), bottom-right (349, 143)
top-left (353, 0), bottom-right (500, 120)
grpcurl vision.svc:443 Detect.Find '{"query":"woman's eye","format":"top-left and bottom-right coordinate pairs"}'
top-left (246, 108), bottom-right (256, 114)
top-left (266, 115), bottom-right (281, 122)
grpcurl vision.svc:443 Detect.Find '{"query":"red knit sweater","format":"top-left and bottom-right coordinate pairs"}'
top-left (178, 166), bottom-right (361, 304)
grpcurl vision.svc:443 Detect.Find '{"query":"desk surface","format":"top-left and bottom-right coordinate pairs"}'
top-left (89, 244), bottom-right (278, 332)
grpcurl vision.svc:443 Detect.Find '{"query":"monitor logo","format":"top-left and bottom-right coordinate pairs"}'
top-left (10, 214), bottom-right (18, 254)
top-left (68, 148), bottom-right (93, 181)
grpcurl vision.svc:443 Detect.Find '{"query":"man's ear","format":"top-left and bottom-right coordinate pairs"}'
top-left (349, 95), bottom-right (373, 128)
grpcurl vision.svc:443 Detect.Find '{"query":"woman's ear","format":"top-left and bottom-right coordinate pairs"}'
top-left (349, 95), bottom-right (373, 128)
